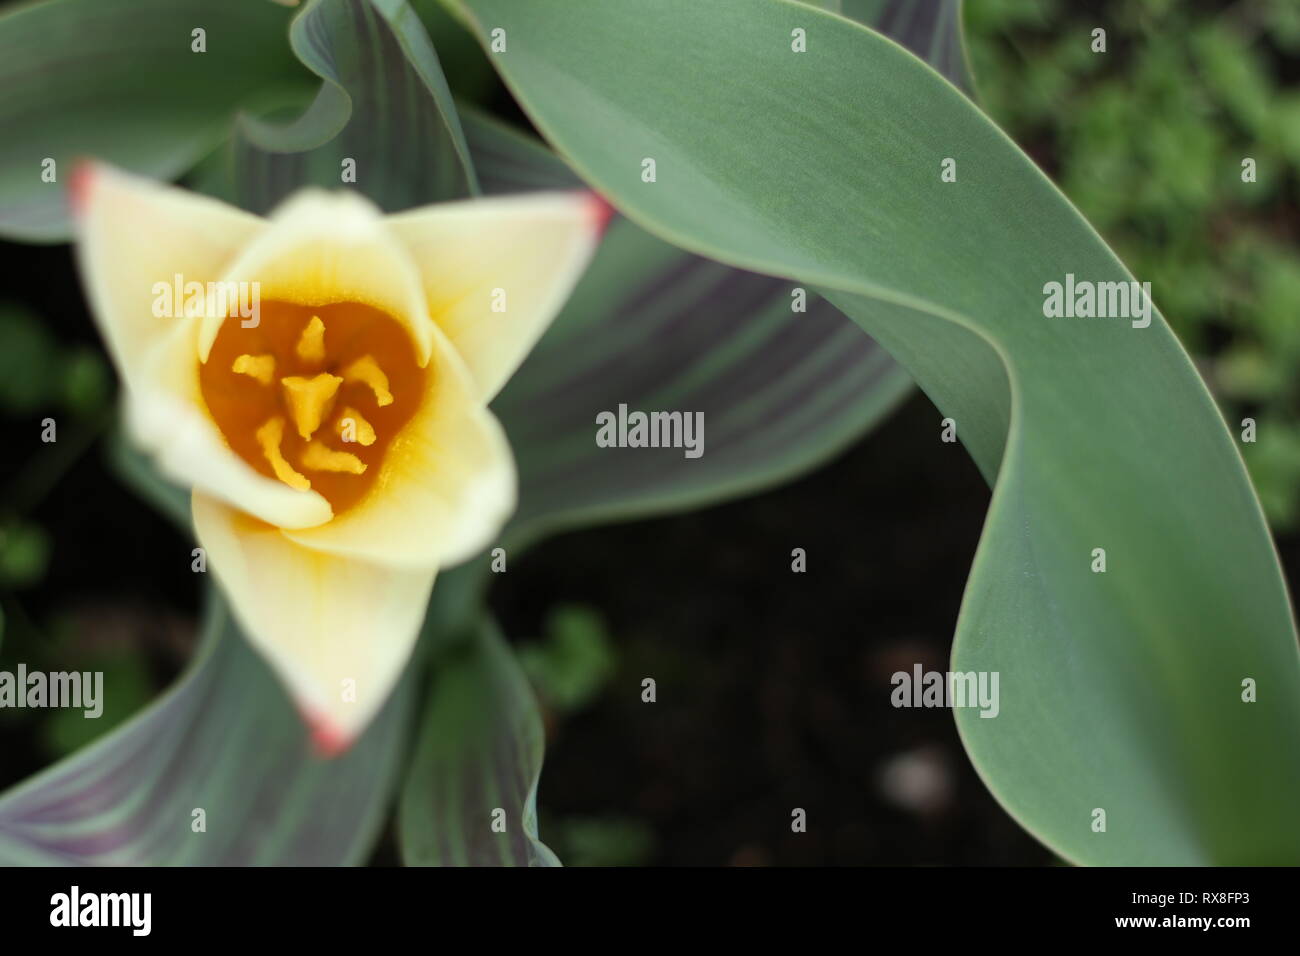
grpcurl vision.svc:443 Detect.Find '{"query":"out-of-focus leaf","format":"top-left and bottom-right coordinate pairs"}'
top-left (42, 651), bottom-right (153, 758)
top-left (558, 816), bottom-right (656, 867)
top-left (517, 604), bottom-right (616, 713)
top-left (475, 0), bottom-right (969, 538)
top-left (0, 305), bottom-right (60, 413)
top-left (0, 307), bottom-right (110, 416)
top-left (409, 0), bottom-right (500, 103)
top-left (215, 0), bottom-right (477, 213)
top-left (0, 519), bottom-right (51, 589)
top-left (0, 0), bottom-right (309, 242)
top-left (496, 212), bottom-right (912, 540)
top-left (448, 0), bottom-right (1300, 865)
top-left (1242, 419), bottom-right (1300, 529)
top-left (460, 107), bottom-right (583, 193)
top-left (399, 617), bottom-right (557, 866)
top-left (58, 348), bottom-right (111, 416)
top-left (1190, 22), bottom-right (1273, 136)
top-left (841, 0), bottom-right (972, 92)
top-left (0, 597), bottom-right (413, 865)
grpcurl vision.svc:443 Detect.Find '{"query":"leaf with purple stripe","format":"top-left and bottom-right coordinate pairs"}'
top-left (0, 599), bottom-right (414, 865)
top-left (209, 0), bottom-right (477, 213)
top-left (465, 110), bottom-right (912, 541)
top-left (464, 0), bottom-right (972, 540)
top-left (495, 208), bottom-right (913, 542)
top-left (0, 0), bottom-right (310, 242)
top-left (399, 618), bottom-right (557, 866)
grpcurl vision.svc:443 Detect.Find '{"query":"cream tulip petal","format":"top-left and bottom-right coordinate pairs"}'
top-left (127, 320), bottom-right (333, 529)
top-left (72, 162), bottom-right (264, 387)
top-left (193, 492), bottom-right (435, 751)
top-left (385, 191), bottom-right (606, 400)
top-left (199, 190), bottom-right (437, 366)
top-left (74, 162), bottom-right (331, 529)
top-left (283, 327), bottom-right (516, 569)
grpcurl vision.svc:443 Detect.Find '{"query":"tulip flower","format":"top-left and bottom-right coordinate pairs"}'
top-left (72, 163), bottom-right (604, 753)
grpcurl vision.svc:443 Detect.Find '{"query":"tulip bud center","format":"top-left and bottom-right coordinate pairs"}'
top-left (199, 300), bottom-right (424, 516)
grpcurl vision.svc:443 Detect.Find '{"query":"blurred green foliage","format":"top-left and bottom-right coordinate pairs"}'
top-left (517, 603), bottom-right (616, 714)
top-left (0, 305), bottom-right (110, 591)
top-left (964, 0), bottom-right (1300, 525)
top-left (0, 305), bottom-right (110, 420)
top-left (0, 605), bottom-right (162, 763)
top-left (0, 519), bottom-right (50, 589)
top-left (0, 302), bottom-right (131, 764)
top-left (41, 640), bottom-right (153, 757)
top-left (553, 815), bottom-right (657, 867)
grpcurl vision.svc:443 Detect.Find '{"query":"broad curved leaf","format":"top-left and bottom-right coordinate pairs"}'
top-left (216, 0), bottom-right (477, 213)
top-left (471, 113), bottom-right (911, 540)
top-left (446, 0), bottom-right (1300, 864)
top-left (0, 598), bottom-right (414, 865)
top-left (496, 206), bottom-right (912, 542)
top-left (0, 0), bottom-right (308, 242)
top-left (398, 617), bottom-right (557, 866)
top-left (480, 0), bottom-right (970, 538)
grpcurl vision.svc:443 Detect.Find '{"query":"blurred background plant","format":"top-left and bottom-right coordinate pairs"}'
top-left (0, 302), bottom-right (159, 762)
top-left (967, 0), bottom-right (1300, 524)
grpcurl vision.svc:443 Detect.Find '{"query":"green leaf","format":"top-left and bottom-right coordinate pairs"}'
top-left (0, 596), bottom-right (414, 865)
top-left (460, 106), bottom-right (583, 193)
top-left (41, 648), bottom-right (154, 758)
top-left (463, 111), bottom-right (912, 543)
top-left (517, 604), bottom-right (616, 713)
top-left (556, 816), bottom-right (656, 867)
top-left (216, 0), bottom-right (477, 213)
top-left (0, 519), bottom-right (51, 589)
top-left (409, 0), bottom-right (500, 103)
top-left (0, 0), bottom-right (309, 242)
top-left (0, 305), bottom-right (60, 413)
top-left (496, 213), bottom-right (912, 540)
top-left (448, 0), bottom-right (1300, 864)
top-left (399, 617), bottom-right (557, 866)
top-left (470, 0), bottom-right (969, 539)
top-left (58, 348), bottom-right (111, 416)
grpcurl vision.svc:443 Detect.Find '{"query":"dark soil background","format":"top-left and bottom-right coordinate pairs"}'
top-left (492, 393), bottom-right (1050, 866)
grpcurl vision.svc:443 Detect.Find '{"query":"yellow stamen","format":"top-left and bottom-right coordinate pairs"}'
top-left (296, 315), bottom-right (326, 363)
top-left (302, 440), bottom-right (367, 475)
top-left (335, 407), bottom-right (377, 447)
top-left (342, 355), bottom-right (393, 407)
top-left (281, 373), bottom-right (343, 440)
top-left (255, 417), bottom-right (311, 491)
top-left (231, 353), bottom-right (275, 385)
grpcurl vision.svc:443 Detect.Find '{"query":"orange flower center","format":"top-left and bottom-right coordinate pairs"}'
top-left (199, 301), bottom-right (424, 516)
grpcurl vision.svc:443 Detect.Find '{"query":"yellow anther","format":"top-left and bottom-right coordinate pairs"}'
top-left (335, 407), bottom-right (377, 447)
top-left (342, 355), bottom-right (393, 407)
top-left (231, 353), bottom-right (275, 385)
top-left (302, 440), bottom-right (367, 475)
top-left (255, 417), bottom-right (311, 491)
top-left (296, 315), bottom-right (326, 363)
top-left (281, 373), bottom-right (343, 440)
